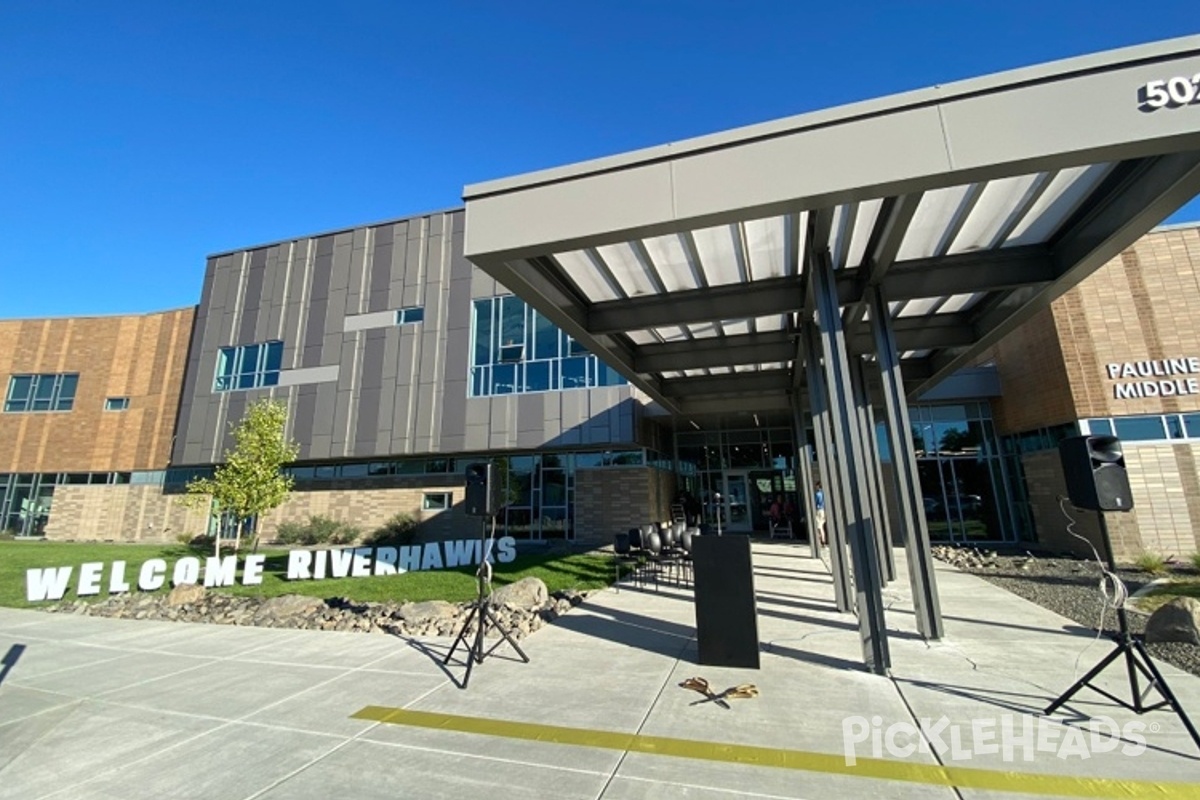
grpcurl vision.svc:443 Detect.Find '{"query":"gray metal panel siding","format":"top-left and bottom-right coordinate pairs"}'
top-left (175, 208), bottom-right (658, 466)
top-left (238, 250), bottom-right (267, 344)
top-left (369, 223), bottom-right (394, 312)
top-left (517, 394), bottom-right (546, 449)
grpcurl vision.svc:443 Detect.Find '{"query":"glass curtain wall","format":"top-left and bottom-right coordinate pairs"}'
top-left (675, 428), bottom-right (797, 531)
top-left (908, 402), bottom-right (1021, 542)
top-left (470, 296), bottom-right (627, 397)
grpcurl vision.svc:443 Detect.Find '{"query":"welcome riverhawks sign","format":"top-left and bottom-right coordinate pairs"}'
top-left (24, 537), bottom-right (518, 603)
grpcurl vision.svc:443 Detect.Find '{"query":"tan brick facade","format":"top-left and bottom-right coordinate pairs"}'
top-left (574, 467), bottom-right (676, 546)
top-left (994, 225), bottom-right (1200, 558)
top-left (45, 485), bottom-right (210, 542)
top-left (1054, 226), bottom-right (1200, 420)
top-left (259, 482), bottom-right (465, 542)
top-left (0, 308), bottom-right (194, 473)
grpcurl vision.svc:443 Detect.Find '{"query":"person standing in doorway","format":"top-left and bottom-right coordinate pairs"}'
top-left (814, 482), bottom-right (826, 546)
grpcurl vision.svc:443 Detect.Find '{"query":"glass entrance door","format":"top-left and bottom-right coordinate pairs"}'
top-left (723, 471), bottom-right (752, 533)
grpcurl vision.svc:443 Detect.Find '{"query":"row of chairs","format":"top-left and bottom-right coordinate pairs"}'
top-left (613, 521), bottom-right (700, 590)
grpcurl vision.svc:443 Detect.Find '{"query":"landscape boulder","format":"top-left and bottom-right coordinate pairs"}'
top-left (253, 594), bottom-right (326, 624)
top-left (490, 577), bottom-right (548, 610)
top-left (166, 583), bottom-right (207, 607)
top-left (399, 600), bottom-right (460, 626)
top-left (1145, 596), bottom-right (1200, 645)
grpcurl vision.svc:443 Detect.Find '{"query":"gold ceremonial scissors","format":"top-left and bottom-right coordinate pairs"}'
top-left (679, 677), bottom-right (759, 709)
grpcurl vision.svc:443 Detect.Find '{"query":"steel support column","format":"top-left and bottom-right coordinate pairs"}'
top-left (791, 396), bottom-right (820, 560)
top-left (812, 252), bottom-right (891, 674)
top-left (851, 356), bottom-right (896, 584)
top-left (868, 287), bottom-right (943, 640)
top-left (802, 324), bottom-right (852, 612)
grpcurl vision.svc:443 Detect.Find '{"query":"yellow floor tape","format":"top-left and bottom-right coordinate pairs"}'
top-left (352, 706), bottom-right (1200, 799)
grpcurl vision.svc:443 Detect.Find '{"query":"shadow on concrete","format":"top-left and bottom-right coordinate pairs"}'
top-left (889, 606), bottom-right (1096, 639)
top-left (895, 676), bottom-right (1200, 760)
top-left (753, 568), bottom-right (832, 585)
top-left (754, 590), bottom-right (841, 615)
top-left (0, 644), bottom-right (24, 686)
top-left (761, 639), bottom-right (869, 672)
top-left (893, 676), bottom-right (1048, 716)
top-left (403, 637), bottom-right (463, 686)
top-left (552, 602), bottom-right (697, 660)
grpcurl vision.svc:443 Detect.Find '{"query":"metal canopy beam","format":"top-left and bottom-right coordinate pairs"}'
top-left (843, 193), bottom-right (923, 331)
top-left (850, 314), bottom-right (975, 354)
top-left (661, 368), bottom-right (792, 398)
top-left (635, 331), bottom-right (793, 372)
top-left (588, 246), bottom-right (1058, 337)
top-left (589, 277), bottom-right (800, 335)
top-left (879, 245), bottom-right (1056, 301)
top-left (678, 393), bottom-right (794, 416)
top-left (912, 152), bottom-right (1200, 397)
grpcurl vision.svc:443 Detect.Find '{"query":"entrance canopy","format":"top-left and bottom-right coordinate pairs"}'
top-left (463, 37), bottom-right (1200, 418)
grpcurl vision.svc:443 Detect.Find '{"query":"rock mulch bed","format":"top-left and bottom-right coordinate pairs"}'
top-left (43, 577), bottom-right (590, 641)
top-left (931, 545), bottom-right (1200, 678)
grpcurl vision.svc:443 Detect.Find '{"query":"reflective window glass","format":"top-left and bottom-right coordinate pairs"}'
top-left (4, 374), bottom-right (78, 413)
top-left (492, 363), bottom-right (516, 395)
top-left (264, 341), bottom-right (283, 371)
top-left (524, 361), bottom-right (551, 392)
top-left (561, 357), bottom-right (587, 389)
top-left (423, 492), bottom-right (450, 510)
top-left (468, 296), bottom-right (626, 397)
top-left (473, 301), bottom-right (492, 367)
top-left (213, 341), bottom-right (285, 392)
top-left (1113, 416), bottom-right (1167, 441)
top-left (1185, 414), bottom-right (1200, 438)
top-left (533, 310), bottom-right (558, 360)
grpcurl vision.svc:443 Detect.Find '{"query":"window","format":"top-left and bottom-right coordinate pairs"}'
top-left (213, 341), bottom-right (283, 392)
top-left (396, 307), bottom-right (424, 325)
top-left (4, 374), bottom-right (78, 412)
top-left (104, 397), bottom-right (130, 411)
top-left (1113, 416), bottom-right (1167, 441)
top-left (469, 296), bottom-right (627, 397)
top-left (423, 492), bottom-right (451, 510)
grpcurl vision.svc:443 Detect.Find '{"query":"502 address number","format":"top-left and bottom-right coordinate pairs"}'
top-left (1139, 75), bottom-right (1200, 111)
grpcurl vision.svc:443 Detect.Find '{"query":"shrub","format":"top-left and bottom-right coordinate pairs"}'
top-left (275, 515), bottom-right (362, 546)
top-left (1191, 551), bottom-right (1200, 572)
top-left (1133, 551), bottom-right (1168, 575)
top-left (364, 511), bottom-right (420, 547)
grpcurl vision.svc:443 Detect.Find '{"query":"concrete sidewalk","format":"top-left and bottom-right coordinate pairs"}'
top-left (2, 541), bottom-right (1199, 799)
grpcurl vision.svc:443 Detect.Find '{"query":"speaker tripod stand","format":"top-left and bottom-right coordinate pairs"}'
top-left (443, 517), bottom-right (529, 689)
top-left (1044, 511), bottom-right (1200, 752)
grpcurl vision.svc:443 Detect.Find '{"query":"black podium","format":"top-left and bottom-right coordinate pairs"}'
top-left (692, 535), bottom-right (760, 668)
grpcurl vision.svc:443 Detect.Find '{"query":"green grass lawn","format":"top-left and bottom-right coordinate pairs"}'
top-left (1133, 577), bottom-right (1200, 613)
top-left (0, 540), bottom-right (614, 609)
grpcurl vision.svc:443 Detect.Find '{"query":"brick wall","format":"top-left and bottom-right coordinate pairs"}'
top-left (574, 467), bottom-right (675, 546)
top-left (1054, 226), bottom-right (1200, 419)
top-left (45, 485), bottom-right (211, 542)
top-left (0, 308), bottom-right (194, 473)
top-left (994, 226), bottom-right (1200, 558)
top-left (990, 308), bottom-right (1075, 435)
top-left (259, 483), bottom-right (465, 542)
top-left (1022, 450), bottom-right (1144, 562)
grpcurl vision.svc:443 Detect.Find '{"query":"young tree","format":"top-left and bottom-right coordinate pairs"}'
top-left (184, 399), bottom-right (300, 556)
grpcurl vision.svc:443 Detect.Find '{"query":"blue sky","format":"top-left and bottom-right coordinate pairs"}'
top-left (1, 2), bottom-right (1196, 318)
